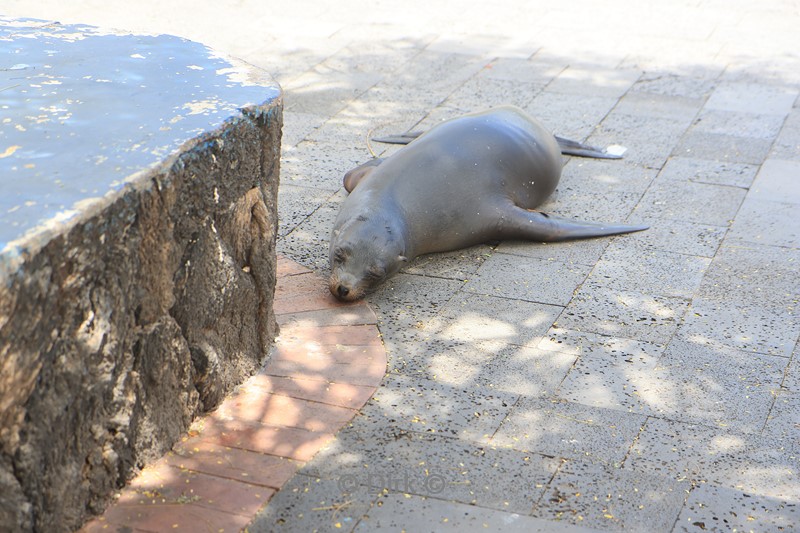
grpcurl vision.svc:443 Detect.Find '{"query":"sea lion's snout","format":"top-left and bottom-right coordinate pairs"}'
top-left (328, 271), bottom-right (365, 302)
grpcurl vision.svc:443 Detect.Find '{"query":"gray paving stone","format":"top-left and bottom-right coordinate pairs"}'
top-left (355, 493), bottom-right (604, 532)
top-left (727, 197), bottom-right (800, 248)
top-left (770, 108), bottom-right (800, 161)
top-left (762, 390), bottom-right (800, 449)
top-left (690, 108), bottom-right (786, 139)
top-left (695, 242), bottom-right (800, 309)
top-left (676, 298), bottom-right (799, 358)
top-left (281, 140), bottom-right (368, 190)
top-left (655, 156), bottom-right (758, 189)
top-left (642, 339), bottom-right (786, 431)
top-left (277, 184), bottom-right (338, 238)
top-left (304, 428), bottom-right (560, 514)
top-left (588, 113), bottom-right (691, 169)
top-left (545, 66), bottom-right (642, 99)
top-left (538, 327), bottom-right (668, 359)
top-left (633, 179), bottom-right (746, 226)
top-left (627, 417), bottom-right (798, 499)
top-left (554, 337), bottom-right (664, 415)
top-left (400, 245), bottom-right (492, 281)
top-left (622, 217), bottom-right (727, 258)
top-left (525, 91), bottom-right (620, 140)
top-left (423, 291), bottom-right (563, 348)
top-left (248, 474), bottom-right (378, 533)
top-left (561, 159), bottom-right (657, 196)
top-left (281, 111), bottom-right (328, 148)
top-left (539, 188), bottom-right (646, 228)
top-left (361, 373), bottom-right (517, 441)
top-left (277, 191), bottom-right (346, 272)
top-left (496, 239), bottom-right (611, 267)
top-left (556, 285), bottom-right (689, 345)
top-left (629, 71), bottom-right (718, 99)
top-left (704, 82), bottom-right (798, 116)
top-left (464, 252), bottom-right (592, 306)
top-left (747, 158), bottom-right (800, 204)
top-left (613, 92), bottom-right (703, 124)
top-left (491, 396), bottom-right (646, 464)
top-left (674, 483), bottom-right (799, 533)
top-left (480, 57), bottom-right (563, 85)
top-left (395, 338), bottom-right (576, 397)
top-left (587, 241), bottom-right (711, 299)
top-left (443, 76), bottom-right (542, 111)
top-left (673, 131), bottom-right (773, 165)
top-left (532, 459), bottom-right (689, 533)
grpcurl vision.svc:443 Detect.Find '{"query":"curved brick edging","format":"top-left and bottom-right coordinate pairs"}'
top-left (80, 255), bottom-right (385, 532)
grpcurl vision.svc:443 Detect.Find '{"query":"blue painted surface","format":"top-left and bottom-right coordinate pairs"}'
top-left (0, 17), bottom-right (280, 262)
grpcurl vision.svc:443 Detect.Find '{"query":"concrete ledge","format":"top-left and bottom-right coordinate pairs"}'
top-left (0, 18), bottom-right (282, 531)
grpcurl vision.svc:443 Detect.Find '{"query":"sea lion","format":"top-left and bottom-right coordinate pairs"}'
top-left (329, 106), bottom-right (648, 301)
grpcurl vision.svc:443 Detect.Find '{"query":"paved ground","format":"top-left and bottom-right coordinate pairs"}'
top-left (7, 1), bottom-right (800, 531)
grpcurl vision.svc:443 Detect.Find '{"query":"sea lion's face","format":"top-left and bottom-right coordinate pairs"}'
top-left (328, 219), bottom-right (407, 301)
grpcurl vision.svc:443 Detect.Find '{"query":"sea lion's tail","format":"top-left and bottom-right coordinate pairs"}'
top-left (554, 136), bottom-right (625, 159)
top-left (371, 132), bottom-right (423, 145)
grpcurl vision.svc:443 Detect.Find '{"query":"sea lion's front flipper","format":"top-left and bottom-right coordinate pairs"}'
top-left (343, 158), bottom-right (384, 192)
top-left (554, 136), bottom-right (624, 159)
top-left (371, 131), bottom-right (424, 145)
top-left (499, 206), bottom-right (648, 242)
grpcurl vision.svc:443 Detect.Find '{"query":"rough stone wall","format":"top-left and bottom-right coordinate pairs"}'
top-left (0, 104), bottom-right (281, 532)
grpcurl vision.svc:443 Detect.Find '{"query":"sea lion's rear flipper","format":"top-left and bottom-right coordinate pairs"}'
top-left (500, 206), bottom-right (648, 242)
top-left (554, 136), bottom-right (625, 159)
top-left (343, 158), bottom-right (384, 192)
top-left (371, 131), bottom-right (424, 145)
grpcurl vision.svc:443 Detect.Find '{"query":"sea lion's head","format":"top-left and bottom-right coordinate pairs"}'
top-left (328, 213), bottom-right (408, 301)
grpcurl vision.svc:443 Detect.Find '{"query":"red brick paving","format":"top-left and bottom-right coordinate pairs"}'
top-left (80, 255), bottom-right (385, 532)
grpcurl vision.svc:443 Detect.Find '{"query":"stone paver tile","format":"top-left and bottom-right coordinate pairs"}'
top-left (276, 305), bottom-right (378, 328)
top-left (278, 183), bottom-right (339, 238)
top-left (496, 238), bottom-right (611, 267)
top-left (555, 337), bottom-right (663, 415)
top-left (674, 483), bottom-right (799, 533)
top-left (546, 66), bottom-right (642, 99)
top-left (695, 242), bottom-right (800, 309)
top-left (491, 396), bottom-right (646, 464)
top-left (630, 71), bottom-right (717, 100)
top-left (556, 286), bottom-right (688, 345)
top-left (190, 417), bottom-right (335, 462)
top-left (525, 91), bottom-right (620, 140)
top-left (673, 131), bottom-right (773, 165)
top-left (588, 242), bottom-right (711, 299)
top-left (400, 244), bottom-right (492, 280)
top-left (243, 374), bottom-right (377, 410)
top-left (168, 438), bottom-right (301, 489)
top-left (627, 417), bottom-right (798, 500)
top-left (771, 109), bottom-right (800, 161)
top-left (762, 390), bottom-right (800, 449)
top-left (404, 339), bottom-right (576, 397)
top-left (363, 373), bottom-right (517, 441)
top-left (277, 323), bottom-right (383, 348)
top-left (89, 503), bottom-right (251, 532)
top-left (622, 217), bottom-right (727, 258)
top-left (443, 76), bottom-right (541, 111)
top-left (276, 187), bottom-right (345, 268)
top-left (246, 474), bottom-right (378, 533)
top-left (538, 188), bottom-right (644, 227)
top-left (640, 339), bottom-right (786, 431)
top-left (587, 114), bottom-right (690, 169)
top-left (703, 82), bottom-right (798, 116)
top-left (748, 158), bottom-right (800, 204)
top-left (633, 179), bottom-right (746, 227)
top-left (480, 57), bottom-right (563, 85)
top-left (423, 290), bottom-right (563, 348)
top-left (614, 91), bottom-right (703, 123)
top-left (533, 459), bottom-right (689, 533)
top-left (676, 297), bottom-right (799, 358)
top-left (304, 429), bottom-right (560, 514)
top-left (465, 252), bottom-right (592, 306)
top-left (538, 327), bottom-right (668, 359)
top-left (354, 493), bottom-right (605, 532)
top-left (277, 254), bottom-right (312, 277)
top-left (263, 342), bottom-right (386, 387)
top-left (215, 389), bottom-right (358, 433)
top-left (690, 108), bottom-right (786, 139)
top-left (727, 197), bottom-right (800, 248)
top-left (561, 158), bottom-right (656, 196)
top-left (655, 156), bottom-right (758, 189)
top-left (120, 461), bottom-right (274, 517)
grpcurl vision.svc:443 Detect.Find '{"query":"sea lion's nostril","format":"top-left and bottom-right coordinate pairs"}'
top-left (337, 285), bottom-right (350, 298)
